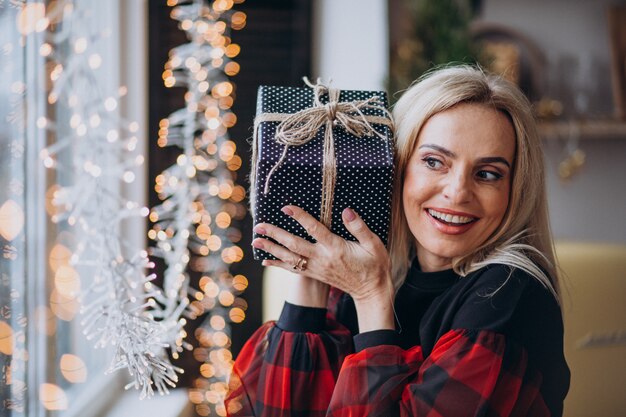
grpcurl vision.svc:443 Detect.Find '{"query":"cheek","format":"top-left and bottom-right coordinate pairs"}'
top-left (402, 168), bottom-right (433, 227)
top-left (402, 170), bottom-right (426, 211)
top-left (484, 185), bottom-right (511, 228)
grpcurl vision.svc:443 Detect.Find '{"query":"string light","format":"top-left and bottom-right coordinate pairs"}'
top-left (151, 0), bottom-right (248, 414)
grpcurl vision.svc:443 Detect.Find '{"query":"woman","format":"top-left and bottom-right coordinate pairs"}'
top-left (226, 65), bottom-right (570, 416)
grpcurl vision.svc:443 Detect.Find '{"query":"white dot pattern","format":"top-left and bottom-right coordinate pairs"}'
top-left (252, 85), bottom-right (394, 260)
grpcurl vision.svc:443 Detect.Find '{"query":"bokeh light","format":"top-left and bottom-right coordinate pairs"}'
top-left (39, 383), bottom-right (68, 410)
top-left (60, 354), bottom-right (88, 383)
top-left (50, 290), bottom-right (80, 321)
top-left (49, 243), bottom-right (72, 272)
top-left (229, 307), bottom-right (245, 323)
top-left (16, 3), bottom-right (47, 35)
top-left (232, 275), bottom-right (248, 291)
top-left (54, 265), bottom-right (81, 297)
top-left (0, 321), bottom-right (14, 355)
top-left (0, 200), bottom-right (25, 241)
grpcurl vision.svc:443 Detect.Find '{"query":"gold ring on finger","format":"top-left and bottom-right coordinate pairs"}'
top-left (292, 256), bottom-right (308, 272)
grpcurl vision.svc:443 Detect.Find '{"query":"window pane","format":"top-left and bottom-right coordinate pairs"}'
top-left (1, 1), bottom-right (30, 414)
top-left (1, 1), bottom-right (123, 415)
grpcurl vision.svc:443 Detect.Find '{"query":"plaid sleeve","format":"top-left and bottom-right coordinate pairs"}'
top-left (226, 302), bottom-right (354, 416)
top-left (328, 329), bottom-right (550, 417)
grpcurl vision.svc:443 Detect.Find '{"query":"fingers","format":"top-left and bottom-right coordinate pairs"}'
top-left (342, 208), bottom-right (379, 248)
top-left (253, 222), bottom-right (314, 257)
top-left (281, 205), bottom-right (333, 244)
top-left (261, 258), bottom-right (305, 273)
top-left (261, 258), bottom-right (331, 289)
top-left (252, 237), bottom-right (302, 267)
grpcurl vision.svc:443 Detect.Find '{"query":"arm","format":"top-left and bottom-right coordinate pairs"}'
top-left (287, 273), bottom-right (330, 308)
top-left (225, 300), bottom-right (354, 416)
top-left (327, 267), bottom-right (567, 417)
top-left (328, 329), bottom-right (550, 417)
top-left (227, 206), bottom-right (394, 416)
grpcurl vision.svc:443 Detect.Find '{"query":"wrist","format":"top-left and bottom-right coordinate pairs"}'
top-left (352, 270), bottom-right (395, 332)
top-left (354, 293), bottom-right (395, 333)
top-left (285, 273), bottom-right (330, 308)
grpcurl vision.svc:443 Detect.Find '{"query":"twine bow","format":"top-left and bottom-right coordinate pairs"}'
top-left (252, 78), bottom-right (393, 228)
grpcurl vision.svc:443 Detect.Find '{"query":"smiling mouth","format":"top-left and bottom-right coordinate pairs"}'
top-left (427, 208), bottom-right (478, 226)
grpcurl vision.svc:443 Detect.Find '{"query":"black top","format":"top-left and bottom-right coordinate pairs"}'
top-left (228, 259), bottom-right (572, 416)
top-left (324, 259), bottom-right (571, 416)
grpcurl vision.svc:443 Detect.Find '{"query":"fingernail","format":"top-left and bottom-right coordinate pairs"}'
top-left (262, 260), bottom-right (270, 266)
top-left (254, 225), bottom-right (267, 235)
top-left (281, 206), bottom-right (294, 216)
top-left (343, 208), bottom-right (356, 222)
top-left (252, 239), bottom-right (264, 249)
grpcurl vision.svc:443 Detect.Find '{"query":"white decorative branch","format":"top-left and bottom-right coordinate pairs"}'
top-left (40, 0), bottom-right (187, 399)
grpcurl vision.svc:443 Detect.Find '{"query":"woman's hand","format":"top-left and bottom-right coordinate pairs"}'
top-left (252, 205), bottom-right (395, 332)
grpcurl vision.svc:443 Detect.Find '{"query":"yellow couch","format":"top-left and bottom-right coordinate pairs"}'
top-left (556, 241), bottom-right (626, 417)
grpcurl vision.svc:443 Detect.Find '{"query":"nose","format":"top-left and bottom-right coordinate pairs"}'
top-left (443, 170), bottom-right (472, 204)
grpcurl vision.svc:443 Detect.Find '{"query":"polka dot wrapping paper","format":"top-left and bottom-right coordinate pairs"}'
top-left (251, 84), bottom-right (394, 260)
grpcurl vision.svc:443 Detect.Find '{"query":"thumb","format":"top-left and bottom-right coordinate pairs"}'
top-left (342, 208), bottom-right (377, 247)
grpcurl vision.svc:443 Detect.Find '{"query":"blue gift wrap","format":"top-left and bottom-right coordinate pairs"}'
top-left (250, 83), bottom-right (394, 261)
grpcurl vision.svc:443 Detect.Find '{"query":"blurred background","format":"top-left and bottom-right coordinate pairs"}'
top-left (0, 0), bottom-right (625, 416)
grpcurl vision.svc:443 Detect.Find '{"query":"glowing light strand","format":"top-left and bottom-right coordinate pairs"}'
top-left (151, 0), bottom-right (248, 415)
top-left (39, 0), bottom-right (187, 399)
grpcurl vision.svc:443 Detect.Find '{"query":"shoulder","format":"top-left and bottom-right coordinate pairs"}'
top-left (473, 262), bottom-right (534, 289)
top-left (451, 263), bottom-right (560, 333)
top-left (459, 264), bottom-right (533, 307)
top-left (465, 263), bottom-right (557, 301)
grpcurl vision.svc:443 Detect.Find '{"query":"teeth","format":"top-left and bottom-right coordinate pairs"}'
top-left (428, 209), bottom-right (475, 224)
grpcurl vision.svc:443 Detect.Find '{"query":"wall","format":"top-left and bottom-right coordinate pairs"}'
top-left (310, 0), bottom-right (626, 244)
top-left (312, 0), bottom-right (389, 90)
top-left (481, 0), bottom-right (626, 244)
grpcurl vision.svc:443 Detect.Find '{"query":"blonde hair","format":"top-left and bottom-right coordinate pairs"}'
top-left (389, 65), bottom-right (560, 300)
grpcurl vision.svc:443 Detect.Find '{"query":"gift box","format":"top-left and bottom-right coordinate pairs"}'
top-left (250, 81), bottom-right (394, 260)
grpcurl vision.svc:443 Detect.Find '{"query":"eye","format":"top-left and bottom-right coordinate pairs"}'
top-left (476, 170), bottom-right (503, 181)
top-left (422, 157), bottom-right (443, 169)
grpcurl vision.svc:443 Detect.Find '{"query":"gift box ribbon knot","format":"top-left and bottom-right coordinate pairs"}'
top-left (253, 78), bottom-right (393, 228)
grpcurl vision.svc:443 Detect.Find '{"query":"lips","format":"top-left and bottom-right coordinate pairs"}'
top-left (427, 208), bottom-right (477, 225)
top-left (425, 208), bottom-right (479, 235)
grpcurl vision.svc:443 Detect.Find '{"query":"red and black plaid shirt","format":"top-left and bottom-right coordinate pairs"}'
top-left (226, 263), bottom-right (570, 416)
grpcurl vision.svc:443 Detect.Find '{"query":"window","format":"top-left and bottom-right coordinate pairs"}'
top-left (1, 1), bottom-right (143, 415)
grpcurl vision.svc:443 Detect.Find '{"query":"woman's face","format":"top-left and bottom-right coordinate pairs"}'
top-left (402, 103), bottom-right (516, 272)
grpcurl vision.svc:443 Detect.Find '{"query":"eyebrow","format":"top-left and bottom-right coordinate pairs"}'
top-left (478, 156), bottom-right (511, 168)
top-left (418, 144), bottom-right (511, 168)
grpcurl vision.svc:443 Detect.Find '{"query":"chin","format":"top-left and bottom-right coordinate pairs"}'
top-left (430, 246), bottom-right (468, 260)
top-left (420, 239), bottom-right (467, 258)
